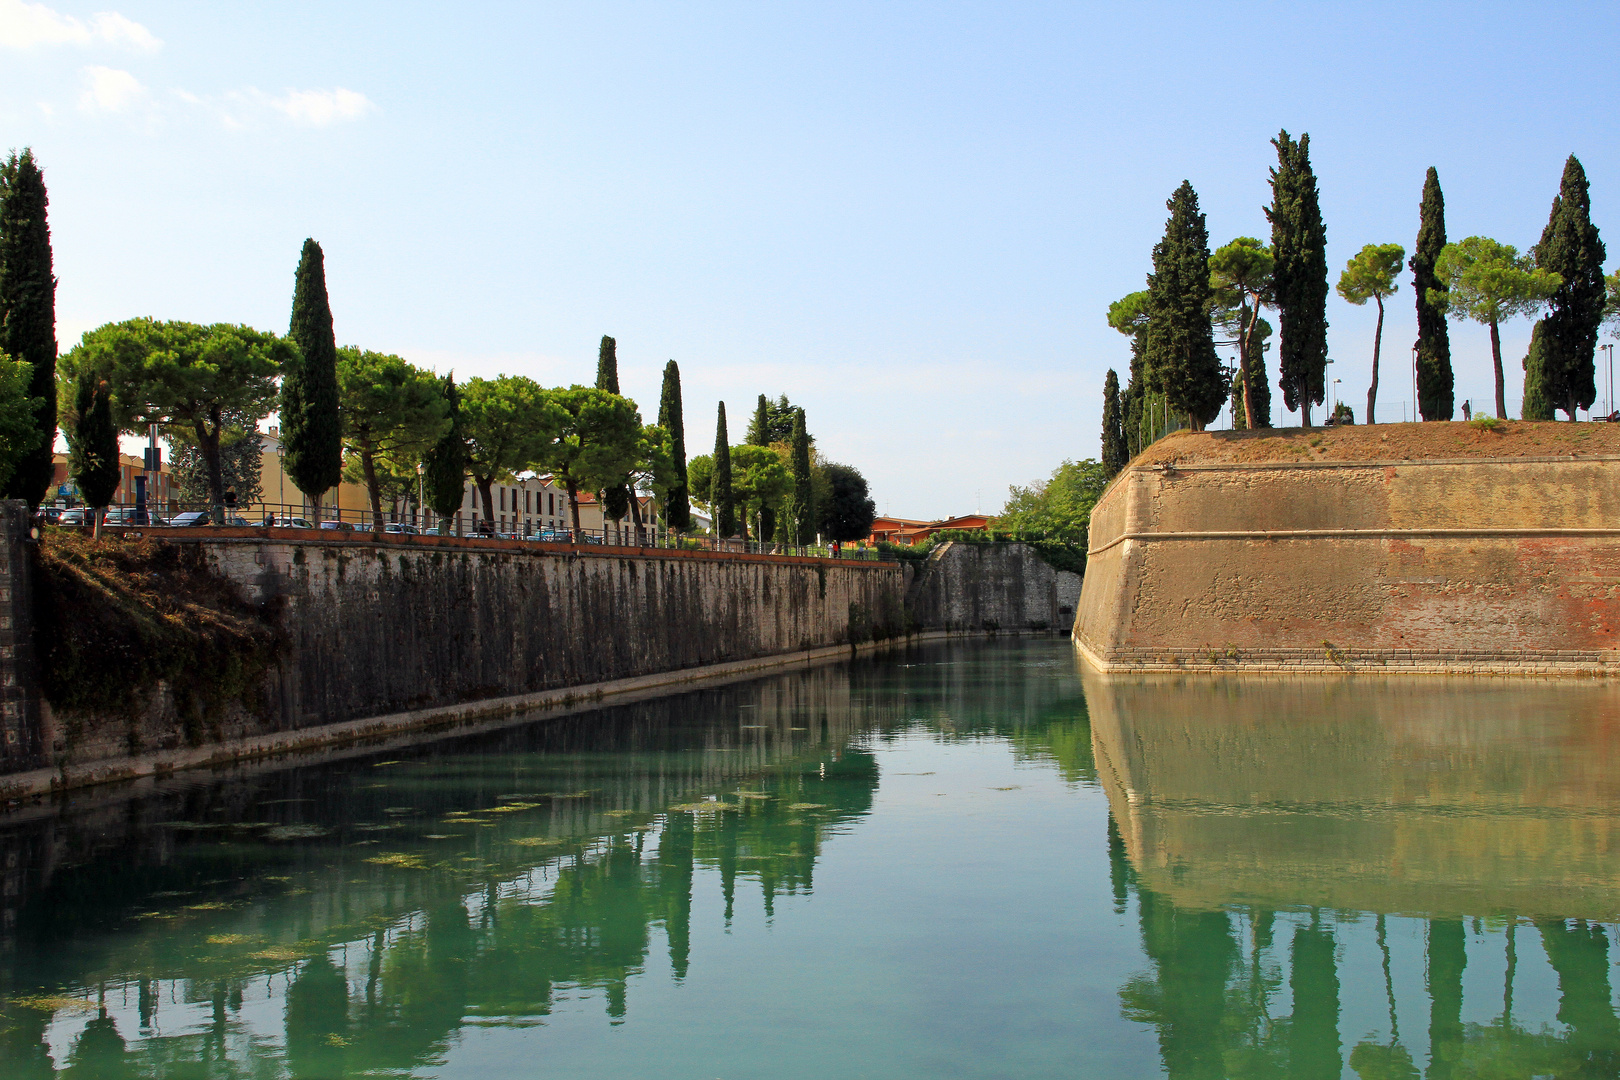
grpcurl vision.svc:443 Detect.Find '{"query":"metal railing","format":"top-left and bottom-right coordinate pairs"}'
top-left (34, 500), bottom-right (886, 561)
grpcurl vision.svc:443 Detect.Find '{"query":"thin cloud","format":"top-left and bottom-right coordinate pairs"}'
top-left (0, 0), bottom-right (160, 51)
top-left (269, 87), bottom-right (375, 126)
top-left (78, 65), bottom-right (142, 113)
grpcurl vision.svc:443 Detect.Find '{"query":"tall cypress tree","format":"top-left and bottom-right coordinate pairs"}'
top-left (1101, 369), bottom-right (1127, 477)
top-left (789, 407), bottom-right (813, 544)
top-left (67, 373), bottom-right (118, 533)
top-left (423, 373), bottom-right (467, 533)
top-left (657, 360), bottom-right (691, 531)
top-left (1142, 181), bottom-right (1225, 430)
top-left (1410, 167), bottom-right (1454, 421)
top-left (596, 335), bottom-right (620, 394)
top-left (1521, 324), bottom-right (1555, 420)
top-left (1532, 155), bottom-right (1606, 420)
top-left (713, 402), bottom-right (735, 537)
top-left (282, 239), bottom-right (343, 516)
top-left (596, 334), bottom-right (631, 524)
top-left (1266, 131), bottom-right (1330, 426)
top-left (0, 150), bottom-right (57, 506)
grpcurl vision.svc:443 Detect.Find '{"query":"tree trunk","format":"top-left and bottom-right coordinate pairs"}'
top-left (1240, 299), bottom-right (1260, 428)
top-left (362, 444), bottom-right (384, 532)
top-left (1300, 398), bottom-right (1312, 428)
top-left (1489, 318), bottom-right (1506, 419)
top-left (198, 417), bottom-right (226, 524)
top-left (477, 477), bottom-right (494, 527)
top-left (567, 479), bottom-right (582, 535)
top-left (628, 488), bottom-right (645, 545)
top-left (1367, 295), bottom-right (1384, 425)
top-left (91, 506), bottom-right (102, 539)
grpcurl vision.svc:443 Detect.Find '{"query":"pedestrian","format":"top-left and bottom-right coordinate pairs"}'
top-left (1462, 400), bottom-right (1472, 421)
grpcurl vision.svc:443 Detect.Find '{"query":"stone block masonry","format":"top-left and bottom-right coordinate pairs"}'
top-left (906, 541), bottom-right (1081, 632)
top-left (1074, 449), bottom-right (1620, 674)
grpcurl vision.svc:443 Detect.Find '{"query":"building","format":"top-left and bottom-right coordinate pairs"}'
top-left (257, 429), bottom-right (373, 520)
top-left (49, 452), bottom-right (178, 509)
top-left (868, 514), bottom-right (992, 546)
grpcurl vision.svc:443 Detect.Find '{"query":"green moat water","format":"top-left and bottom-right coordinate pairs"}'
top-left (2, 638), bottom-right (1620, 1079)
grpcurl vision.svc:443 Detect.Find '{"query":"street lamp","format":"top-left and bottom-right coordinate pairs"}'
top-left (1332, 378), bottom-right (1342, 419)
top-left (1603, 343), bottom-right (1615, 418)
top-left (416, 459), bottom-right (425, 528)
top-left (1411, 340), bottom-right (1421, 423)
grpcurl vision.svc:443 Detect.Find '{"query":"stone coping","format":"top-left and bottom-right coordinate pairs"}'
top-left (1073, 637), bottom-right (1620, 677)
top-left (1086, 526), bottom-right (1620, 557)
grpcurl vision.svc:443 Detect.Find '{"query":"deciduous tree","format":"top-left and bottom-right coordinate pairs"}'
top-left (60, 320), bottom-right (288, 520)
top-left (1267, 131), bottom-right (1329, 426)
top-left (0, 149), bottom-right (57, 506)
top-left (1532, 155), bottom-right (1606, 420)
top-left (996, 459), bottom-right (1108, 544)
top-left (729, 444), bottom-right (791, 542)
top-left (336, 348), bottom-right (450, 529)
top-left (282, 240), bottom-right (343, 513)
top-left (1208, 236), bottom-right (1274, 428)
top-left (1430, 237), bottom-right (1561, 419)
top-left (818, 461), bottom-right (875, 543)
top-left (1411, 168), bottom-right (1454, 420)
top-left (1335, 243), bottom-right (1404, 424)
top-left (1143, 181), bottom-right (1225, 430)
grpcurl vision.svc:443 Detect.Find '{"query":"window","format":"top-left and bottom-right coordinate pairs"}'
top-left (499, 488), bottom-right (505, 512)
top-left (525, 490), bottom-right (532, 513)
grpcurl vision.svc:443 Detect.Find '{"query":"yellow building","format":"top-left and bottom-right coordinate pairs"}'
top-left (257, 429), bottom-right (372, 522)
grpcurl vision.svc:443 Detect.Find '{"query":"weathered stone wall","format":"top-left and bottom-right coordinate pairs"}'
top-left (1075, 452), bottom-right (1620, 673)
top-left (0, 504), bottom-right (41, 774)
top-left (16, 534), bottom-right (904, 780)
top-left (907, 541), bottom-right (1081, 632)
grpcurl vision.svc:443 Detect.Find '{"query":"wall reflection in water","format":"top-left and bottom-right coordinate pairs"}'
top-left (0, 667), bottom-right (884, 1079)
top-left (1088, 669), bottom-right (1620, 1079)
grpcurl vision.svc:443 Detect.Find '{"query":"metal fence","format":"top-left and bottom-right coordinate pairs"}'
top-left (35, 500), bottom-right (886, 561)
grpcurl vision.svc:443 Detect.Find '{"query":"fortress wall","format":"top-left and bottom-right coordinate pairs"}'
top-left (1073, 455), bottom-right (1620, 673)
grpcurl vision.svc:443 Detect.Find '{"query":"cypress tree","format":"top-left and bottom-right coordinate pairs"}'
top-left (713, 402), bottom-right (735, 537)
top-left (282, 239), bottom-right (343, 516)
top-left (422, 373), bottom-right (467, 533)
top-left (1142, 181), bottom-right (1225, 429)
top-left (0, 149), bottom-right (57, 506)
top-left (1101, 370), bottom-right (1127, 477)
top-left (657, 360), bottom-right (691, 531)
top-left (67, 373), bottom-right (118, 534)
top-left (596, 335), bottom-right (631, 524)
top-left (596, 335), bottom-right (620, 394)
top-left (1521, 324), bottom-right (1555, 420)
top-left (1532, 155), bottom-right (1606, 420)
top-left (1266, 131), bottom-right (1330, 426)
top-left (789, 407), bottom-right (813, 544)
top-left (1410, 167), bottom-right (1454, 421)
top-left (1246, 315), bottom-right (1274, 426)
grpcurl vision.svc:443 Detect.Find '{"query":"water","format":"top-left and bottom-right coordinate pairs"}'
top-left (1, 639), bottom-right (1619, 1079)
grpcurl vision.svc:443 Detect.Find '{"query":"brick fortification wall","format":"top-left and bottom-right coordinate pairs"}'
top-left (1074, 451), bottom-right (1620, 673)
top-left (906, 541), bottom-right (1081, 633)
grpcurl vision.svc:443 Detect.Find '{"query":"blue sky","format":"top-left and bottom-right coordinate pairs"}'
top-left (3, 1), bottom-right (1618, 517)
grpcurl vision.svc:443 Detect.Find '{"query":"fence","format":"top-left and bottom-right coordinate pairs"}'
top-left (35, 500), bottom-right (886, 561)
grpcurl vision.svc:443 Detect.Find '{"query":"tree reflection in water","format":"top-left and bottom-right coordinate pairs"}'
top-left (1090, 668), bottom-right (1620, 1080)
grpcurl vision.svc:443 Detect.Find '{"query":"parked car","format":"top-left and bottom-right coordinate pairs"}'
top-left (34, 507), bottom-right (63, 526)
top-left (169, 511), bottom-right (211, 528)
top-left (270, 516), bottom-right (316, 529)
top-left (319, 520), bottom-right (355, 532)
top-left (54, 507), bottom-right (88, 526)
top-left (103, 506), bottom-right (162, 526)
top-left (382, 523), bottom-right (420, 535)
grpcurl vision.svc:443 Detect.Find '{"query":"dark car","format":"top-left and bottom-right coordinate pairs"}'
top-left (169, 511), bottom-right (212, 527)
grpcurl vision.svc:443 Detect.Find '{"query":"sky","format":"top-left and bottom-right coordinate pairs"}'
top-left (3, 1), bottom-right (1619, 519)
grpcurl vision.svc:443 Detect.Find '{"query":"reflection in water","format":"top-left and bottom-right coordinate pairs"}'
top-left (1088, 669), bottom-right (1620, 1079)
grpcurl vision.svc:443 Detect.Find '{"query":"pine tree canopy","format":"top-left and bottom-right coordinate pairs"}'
top-left (0, 149), bottom-right (58, 506)
top-left (1266, 130), bottom-right (1330, 423)
top-left (283, 239), bottom-right (343, 500)
top-left (1142, 181), bottom-right (1225, 429)
top-left (1532, 155), bottom-right (1606, 419)
top-left (1411, 167), bottom-right (1454, 420)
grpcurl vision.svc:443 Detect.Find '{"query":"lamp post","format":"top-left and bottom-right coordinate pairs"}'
top-left (1603, 343), bottom-right (1615, 418)
top-left (1411, 341), bottom-right (1420, 422)
top-left (1333, 378), bottom-right (1342, 420)
top-left (416, 459), bottom-right (425, 528)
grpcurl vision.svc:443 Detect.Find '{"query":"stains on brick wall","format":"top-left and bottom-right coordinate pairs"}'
top-left (906, 541), bottom-right (1081, 633)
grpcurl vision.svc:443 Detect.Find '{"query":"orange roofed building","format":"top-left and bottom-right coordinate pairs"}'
top-left (869, 514), bottom-right (991, 546)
